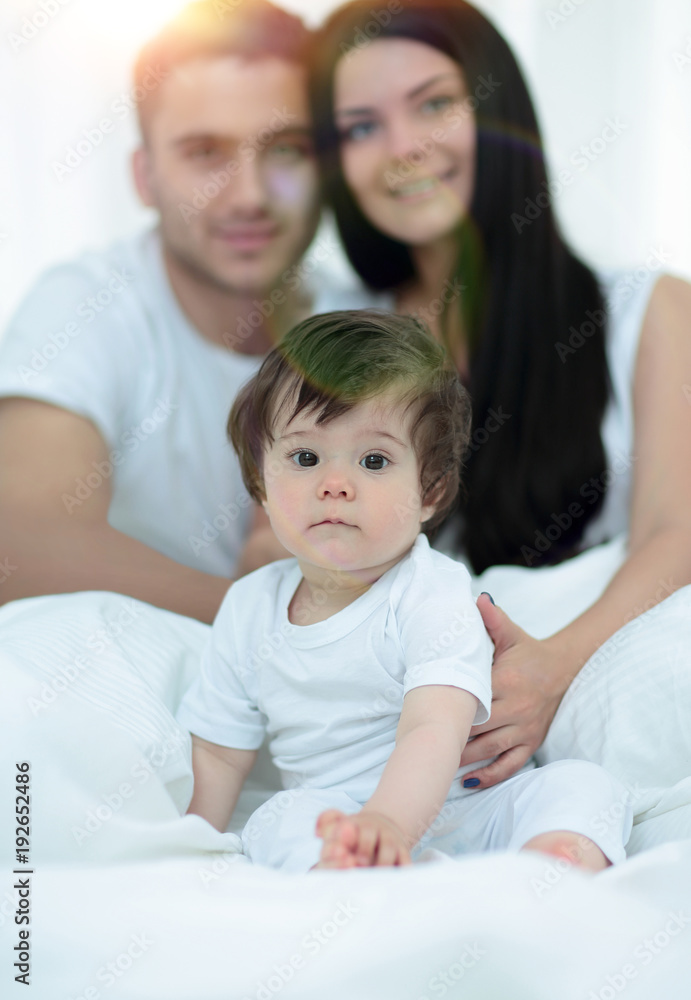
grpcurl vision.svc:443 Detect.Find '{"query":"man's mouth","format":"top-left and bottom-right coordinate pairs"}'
top-left (212, 222), bottom-right (280, 251)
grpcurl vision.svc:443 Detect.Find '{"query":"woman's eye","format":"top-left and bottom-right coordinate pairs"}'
top-left (361, 454), bottom-right (389, 471)
top-left (340, 120), bottom-right (377, 143)
top-left (290, 451), bottom-right (318, 467)
top-left (421, 95), bottom-right (454, 115)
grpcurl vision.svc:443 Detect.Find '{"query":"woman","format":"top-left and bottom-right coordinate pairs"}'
top-left (309, 1), bottom-right (691, 791)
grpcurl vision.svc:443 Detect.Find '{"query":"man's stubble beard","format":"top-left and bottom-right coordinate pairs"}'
top-left (161, 207), bottom-right (320, 302)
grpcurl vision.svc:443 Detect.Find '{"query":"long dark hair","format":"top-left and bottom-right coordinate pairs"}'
top-left (310, 0), bottom-right (610, 573)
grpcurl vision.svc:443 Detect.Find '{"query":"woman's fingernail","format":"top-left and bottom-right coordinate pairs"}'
top-left (463, 778), bottom-right (481, 788)
top-left (480, 592), bottom-right (495, 605)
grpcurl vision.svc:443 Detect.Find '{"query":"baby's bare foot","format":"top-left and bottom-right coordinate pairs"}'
top-left (521, 831), bottom-right (610, 872)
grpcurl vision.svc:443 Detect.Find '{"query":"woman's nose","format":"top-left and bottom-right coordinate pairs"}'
top-left (386, 114), bottom-right (431, 165)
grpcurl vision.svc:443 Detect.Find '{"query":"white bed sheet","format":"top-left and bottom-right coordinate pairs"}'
top-left (1, 534), bottom-right (690, 998)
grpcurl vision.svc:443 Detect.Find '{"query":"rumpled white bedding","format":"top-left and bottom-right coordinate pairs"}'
top-left (1, 534), bottom-right (690, 998)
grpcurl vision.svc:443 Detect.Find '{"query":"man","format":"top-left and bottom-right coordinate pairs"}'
top-left (0, 1), bottom-right (356, 622)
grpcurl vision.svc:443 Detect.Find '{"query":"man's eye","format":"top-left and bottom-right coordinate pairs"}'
top-left (266, 141), bottom-right (312, 163)
top-left (290, 451), bottom-right (318, 467)
top-left (188, 144), bottom-right (218, 159)
top-left (361, 454), bottom-right (389, 471)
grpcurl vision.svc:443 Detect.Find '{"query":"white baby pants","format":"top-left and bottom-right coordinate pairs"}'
top-left (241, 759), bottom-right (633, 873)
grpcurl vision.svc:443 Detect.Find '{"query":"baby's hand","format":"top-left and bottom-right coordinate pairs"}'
top-left (313, 809), bottom-right (412, 869)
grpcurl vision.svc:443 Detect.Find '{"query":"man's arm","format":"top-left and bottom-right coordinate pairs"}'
top-left (0, 398), bottom-right (231, 622)
top-left (187, 735), bottom-right (257, 832)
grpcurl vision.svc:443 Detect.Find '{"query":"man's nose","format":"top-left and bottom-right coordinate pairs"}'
top-left (224, 158), bottom-right (268, 212)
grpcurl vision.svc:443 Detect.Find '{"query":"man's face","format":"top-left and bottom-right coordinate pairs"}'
top-left (134, 55), bottom-right (319, 297)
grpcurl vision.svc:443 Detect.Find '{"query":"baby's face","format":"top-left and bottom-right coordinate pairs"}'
top-left (261, 394), bottom-right (436, 576)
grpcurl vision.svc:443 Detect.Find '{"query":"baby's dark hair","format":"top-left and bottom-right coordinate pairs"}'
top-left (228, 310), bottom-right (471, 535)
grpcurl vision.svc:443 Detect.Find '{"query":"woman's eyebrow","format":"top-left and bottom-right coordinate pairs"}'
top-left (336, 72), bottom-right (461, 118)
top-left (406, 72), bottom-right (461, 101)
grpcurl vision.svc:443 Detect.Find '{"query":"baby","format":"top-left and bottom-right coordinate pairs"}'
top-left (177, 310), bottom-right (632, 872)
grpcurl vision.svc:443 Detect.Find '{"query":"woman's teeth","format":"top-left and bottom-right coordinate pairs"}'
top-left (394, 176), bottom-right (439, 197)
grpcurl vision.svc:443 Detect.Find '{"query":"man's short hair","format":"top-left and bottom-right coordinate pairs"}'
top-left (228, 310), bottom-right (472, 535)
top-left (134, 0), bottom-right (311, 139)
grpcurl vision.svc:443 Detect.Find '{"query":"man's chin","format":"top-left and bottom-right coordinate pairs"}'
top-left (210, 255), bottom-right (303, 300)
top-left (166, 240), bottom-right (296, 301)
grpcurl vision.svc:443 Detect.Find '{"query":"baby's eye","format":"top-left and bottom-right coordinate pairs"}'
top-left (361, 454), bottom-right (389, 471)
top-left (290, 451), bottom-right (318, 467)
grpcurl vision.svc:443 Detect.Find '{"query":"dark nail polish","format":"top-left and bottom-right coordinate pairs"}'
top-left (480, 592), bottom-right (495, 606)
top-left (463, 778), bottom-right (481, 788)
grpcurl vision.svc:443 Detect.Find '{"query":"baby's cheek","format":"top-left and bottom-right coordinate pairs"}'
top-left (388, 487), bottom-right (425, 529)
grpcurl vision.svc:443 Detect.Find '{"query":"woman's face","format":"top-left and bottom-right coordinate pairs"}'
top-left (334, 38), bottom-right (477, 249)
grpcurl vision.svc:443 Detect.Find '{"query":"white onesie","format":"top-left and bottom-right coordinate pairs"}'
top-left (177, 534), bottom-right (632, 870)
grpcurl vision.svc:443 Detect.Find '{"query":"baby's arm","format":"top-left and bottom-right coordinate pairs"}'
top-left (187, 735), bottom-right (257, 833)
top-left (317, 686), bottom-right (478, 867)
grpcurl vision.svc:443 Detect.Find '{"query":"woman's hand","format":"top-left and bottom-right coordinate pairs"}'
top-left (314, 809), bottom-right (412, 869)
top-left (459, 595), bottom-right (572, 788)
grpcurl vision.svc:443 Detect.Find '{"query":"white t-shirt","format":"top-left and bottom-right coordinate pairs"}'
top-left (579, 267), bottom-right (661, 549)
top-left (176, 533), bottom-right (493, 802)
top-left (0, 227), bottom-right (385, 576)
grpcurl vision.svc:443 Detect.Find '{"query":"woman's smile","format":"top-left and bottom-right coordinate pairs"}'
top-left (389, 167), bottom-right (461, 202)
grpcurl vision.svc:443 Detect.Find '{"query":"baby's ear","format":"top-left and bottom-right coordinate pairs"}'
top-left (420, 474), bottom-right (449, 522)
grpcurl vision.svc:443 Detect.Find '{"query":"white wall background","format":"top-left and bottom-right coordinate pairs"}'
top-left (1, 0), bottom-right (690, 333)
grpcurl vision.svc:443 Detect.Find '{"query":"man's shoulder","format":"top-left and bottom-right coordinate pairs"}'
top-left (0, 227), bottom-right (170, 423)
top-left (20, 228), bottom-right (154, 301)
top-left (0, 228), bottom-right (166, 365)
top-left (1, 227), bottom-right (159, 345)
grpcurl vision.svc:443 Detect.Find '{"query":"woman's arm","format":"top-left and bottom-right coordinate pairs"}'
top-left (187, 735), bottom-right (257, 832)
top-left (317, 686), bottom-right (478, 866)
top-left (461, 275), bottom-right (691, 787)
